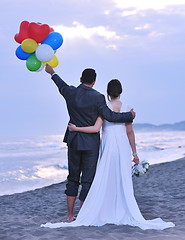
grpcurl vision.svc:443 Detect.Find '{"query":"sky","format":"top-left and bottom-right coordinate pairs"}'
top-left (0, 0), bottom-right (185, 138)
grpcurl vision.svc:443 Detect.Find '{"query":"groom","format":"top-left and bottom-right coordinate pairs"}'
top-left (45, 64), bottom-right (135, 221)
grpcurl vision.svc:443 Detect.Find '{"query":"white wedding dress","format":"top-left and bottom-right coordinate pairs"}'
top-left (41, 102), bottom-right (175, 230)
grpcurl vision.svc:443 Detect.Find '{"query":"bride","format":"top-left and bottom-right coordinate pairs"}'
top-left (41, 79), bottom-right (175, 230)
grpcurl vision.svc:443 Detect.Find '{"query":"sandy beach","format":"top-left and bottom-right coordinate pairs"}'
top-left (0, 157), bottom-right (185, 240)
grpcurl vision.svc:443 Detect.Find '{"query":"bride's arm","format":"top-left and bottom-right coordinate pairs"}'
top-left (126, 123), bottom-right (139, 164)
top-left (68, 117), bottom-right (103, 133)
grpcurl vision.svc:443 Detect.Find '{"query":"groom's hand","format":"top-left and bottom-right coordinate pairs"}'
top-left (130, 109), bottom-right (136, 119)
top-left (45, 64), bottom-right (55, 75)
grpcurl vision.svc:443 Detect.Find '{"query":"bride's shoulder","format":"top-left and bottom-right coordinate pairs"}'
top-left (121, 103), bottom-right (132, 112)
top-left (106, 101), bottom-right (132, 112)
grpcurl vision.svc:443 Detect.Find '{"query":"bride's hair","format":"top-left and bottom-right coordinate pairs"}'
top-left (107, 79), bottom-right (122, 100)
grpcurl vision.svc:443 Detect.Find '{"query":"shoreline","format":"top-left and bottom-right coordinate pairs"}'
top-left (1, 156), bottom-right (184, 198)
top-left (0, 157), bottom-right (185, 240)
top-left (1, 130), bottom-right (184, 198)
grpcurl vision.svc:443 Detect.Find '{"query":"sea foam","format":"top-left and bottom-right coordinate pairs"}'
top-left (0, 131), bottom-right (185, 196)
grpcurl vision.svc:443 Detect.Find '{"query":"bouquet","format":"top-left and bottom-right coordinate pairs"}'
top-left (132, 160), bottom-right (150, 177)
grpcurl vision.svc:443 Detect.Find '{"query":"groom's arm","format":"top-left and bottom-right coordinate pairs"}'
top-left (51, 74), bottom-right (70, 99)
top-left (97, 94), bottom-right (134, 123)
top-left (45, 64), bottom-right (70, 99)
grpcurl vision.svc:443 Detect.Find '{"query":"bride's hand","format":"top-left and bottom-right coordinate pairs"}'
top-left (68, 123), bottom-right (77, 132)
top-left (133, 155), bottom-right (139, 165)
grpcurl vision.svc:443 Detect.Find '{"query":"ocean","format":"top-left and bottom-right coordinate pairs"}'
top-left (0, 131), bottom-right (185, 196)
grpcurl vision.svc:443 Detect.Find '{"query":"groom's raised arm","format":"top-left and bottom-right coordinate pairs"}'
top-left (51, 74), bottom-right (70, 99)
top-left (97, 94), bottom-right (134, 123)
top-left (45, 64), bottom-right (70, 99)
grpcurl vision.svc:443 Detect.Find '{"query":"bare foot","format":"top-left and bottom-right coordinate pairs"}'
top-left (67, 216), bottom-right (76, 222)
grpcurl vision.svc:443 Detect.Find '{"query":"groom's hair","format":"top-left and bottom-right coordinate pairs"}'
top-left (81, 68), bottom-right (97, 84)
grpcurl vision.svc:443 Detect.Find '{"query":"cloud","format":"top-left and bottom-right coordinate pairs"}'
top-left (50, 5), bottom-right (185, 59)
top-left (1, 0), bottom-right (185, 138)
top-left (148, 31), bottom-right (165, 38)
top-left (52, 21), bottom-right (123, 51)
top-left (106, 44), bottom-right (118, 50)
top-left (112, 0), bottom-right (185, 11)
top-left (53, 21), bottom-right (120, 41)
top-left (134, 24), bottom-right (150, 31)
top-left (104, 10), bottom-right (111, 15)
top-left (121, 10), bottom-right (138, 16)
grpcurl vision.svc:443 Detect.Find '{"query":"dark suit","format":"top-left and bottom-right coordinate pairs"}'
top-left (52, 74), bottom-right (133, 201)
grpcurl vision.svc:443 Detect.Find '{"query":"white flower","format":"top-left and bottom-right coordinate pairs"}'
top-left (132, 160), bottom-right (150, 177)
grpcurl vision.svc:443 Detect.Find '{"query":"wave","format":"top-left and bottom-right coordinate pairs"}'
top-left (0, 163), bottom-right (68, 196)
top-left (0, 131), bottom-right (185, 196)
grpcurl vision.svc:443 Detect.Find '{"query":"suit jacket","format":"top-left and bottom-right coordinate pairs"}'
top-left (52, 74), bottom-right (133, 150)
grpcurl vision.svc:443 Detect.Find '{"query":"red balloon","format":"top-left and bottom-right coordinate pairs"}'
top-left (14, 21), bottom-right (30, 44)
top-left (50, 27), bottom-right (55, 32)
top-left (28, 22), bottom-right (50, 43)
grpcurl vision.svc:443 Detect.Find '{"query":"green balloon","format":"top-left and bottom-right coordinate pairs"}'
top-left (26, 54), bottom-right (42, 72)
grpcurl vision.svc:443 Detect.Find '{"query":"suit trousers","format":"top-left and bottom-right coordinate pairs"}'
top-left (65, 146), bottom-right (99, 201)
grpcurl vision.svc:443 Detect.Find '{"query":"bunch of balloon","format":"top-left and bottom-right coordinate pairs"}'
top-left (14, 21), bottom-right (63, 72)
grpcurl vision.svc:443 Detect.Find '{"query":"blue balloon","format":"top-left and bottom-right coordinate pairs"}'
top-left (42, 32), bottom-right (63, 50)
top-left (15, 45), bottom-right (32, 60)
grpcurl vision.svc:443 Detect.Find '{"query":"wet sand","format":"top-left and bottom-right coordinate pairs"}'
top-left (0, 158), bottom-right (185, 240)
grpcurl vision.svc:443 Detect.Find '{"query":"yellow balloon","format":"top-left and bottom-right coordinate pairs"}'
top-left (21, 39), bottom-right (38, 53)
top-left (43, 55), bottom-right (59, 68)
